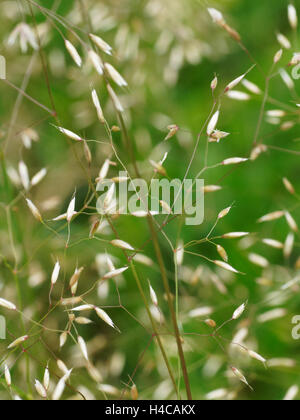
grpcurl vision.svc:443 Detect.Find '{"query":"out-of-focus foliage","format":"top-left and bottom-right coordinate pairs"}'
top-left (0, 0), bottom-right (300, 401)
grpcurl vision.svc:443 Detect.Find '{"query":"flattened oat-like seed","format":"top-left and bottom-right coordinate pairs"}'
top-left (51, 261), bottom-right (60, 285)
top-left (7, 335), bottom-right (29, 349)
top-left (248, 253), bottom-right (269, 268)
top-left (285, 211), bottom-right (298, 232)
top-left (288, 4), bottom-right (298, 29)
top-left (89, 33), bottom-right (112, 55)
top-left (222, 232), bottom-right (249, 239)
top-left (276, 33), bottom-right (291, 49)
top-left (217, 245), bottom-right (228, 262)
top-left (31, 168), bottom-right (47, 186)
top-left (0, 297), bottom-right (16, 311)
top-left (214, 260), bottom-right (239, 274)
top-left (232, 302), bottom-right (246, 320)
top-left (65, 40), bottom-right (82, 67)
top-left (207, 110), bottom-right (219, 136)
top-left (102, 267), bottom-right (129, 280)
top-left (35, 379), bottom-right (47, 399)
top-left (110, 239), bottom-right (134, 251)
top-left (222, 157), bottom-right (248, 165)
top-left (283, 177), bottom-right (295, 195)
top-left (78, 336), bottom-right (89, 361)
top-left (95, 307), bottom-right (118, 330)
top-left (107, 84), bottom-right (124, 113)
top-left (207, 8), bottom-right (225, 25)
top-left (19, 161), bottom-right (30, 190)
top-left (89, 50), bottom-right (103, 75)
top-left (26, 199), bottom-right (42, 222)
top-left (104, 63), bottom-right (128, 87)
top-left (274, 49), bottom-right (283, 64)
top-left (4, 365), bottom-right (11, 387)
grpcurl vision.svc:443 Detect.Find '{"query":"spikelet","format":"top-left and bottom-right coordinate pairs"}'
top-left (226, 91), bottom-right (250, 101)
top-left (7, 335), bottom-right (29, 349)
top-left (222, 232), bottom-right (249, 239)
top-left (242, 79), bottom-right (261, 95)
top-left (231, 367), bottom-right (253, 390)
top-left (107, 84), bottom-right (124, 113)
top-left (225, 73), bottom-right (248, 92)
top-left (72, 304), bottom-right (94, 312)
top-left (35, 379), bottom-right (47, 398)
top-left (175, 242), bottom-right (184, 266)
top-left (65, 40), bottom-right (82, 67)
top-left (274, 49), bottom-right (283, 64)
top-left (4, 365), bottom-right (11, 387)
top-left (31, 168), bottom-right (47, 186)
top-left (75, 317), bottom-right (93, 325)
top-left (55, 126), bottom-right (82, 141)
top-left (88, 50), bottom-right (103, 75)
top-left (131, 384), bottom-right (139, 400)
top-left (218, 206), bottom-right (232, 219)
top-left (262, 238), bottom-right (283, 249)
top-left (51, 261), bottom-right (60, 285)
top-left (204, 319), bottom-right (217, 328)
top-left (110, 240), bottom-right (134, 251)
top-left (67, 196), bottom-right (76, 223)
top-left (26, 199), bottom-right (42, 222)
top-left (217, 245), bottom-right (228, 262)
top-left (284, 385), bottom-right (299, 401)
top-left (288, 4), bottom-right (298, 29)
top-left (19, 161), bottom-right (30, 190)
top-left (207, 111), bottom-right (220, 136)
top-left (105, 63), bottom-right (128, 87)
top-left (43, 365), bottom-right (50, 390)
top-left (91, 89), bottom-right (105, 123)
top-left (0, 297), bottom-right (16, 311)
top-left (207, 8), bottom-right (225, 25)
top-left (211, 76), bottom-right (218, 90)
top-left (277, 33), bottom-right (291, 49)
top-left (89, 33), bottom-right (112, 55)
top-left (52, 370), bottom-right (72, 401)
top-left (165, 124), bottom-right (179, 141)
top-left (248, 350), bottom-right (267, 365)
top-left (284, 233), bottom-right (295, 258)
top-left (95, 307), bottom-right (119, 331)
top-left (232, 302), bottom-right (246, 320)
top-left (283, 178), bottom-right (295, 195)
top-left (214, 260), bottom-right (239, 274)
top-left (248, 253), bottom-right (269, 268)
top-left (78, 336), bottom-right (89, 361)
top-left (222, 157), bottom-right (248, 165)
top-left (258, 211), bottom-right (285, 223)
top-left (203, 185), bottom-right (222, 193)
top-left (149, 281), bottom-right (158, 307)
top-left (285, 211), bottom-right (298, 232)
top-left (102, 267), bottom-right (129, 280)
top-left (59, 332), bottom-right (68, 349)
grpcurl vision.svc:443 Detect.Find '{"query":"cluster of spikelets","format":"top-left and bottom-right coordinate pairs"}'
top-left (0, 0), bottom-right (300, 400)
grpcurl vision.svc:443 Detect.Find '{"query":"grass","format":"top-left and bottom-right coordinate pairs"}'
top-left (0, 0), bottom-right (300, 401)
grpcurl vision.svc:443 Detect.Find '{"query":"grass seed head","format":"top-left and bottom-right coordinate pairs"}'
top-left (65, 40), bottom-right (82, 67)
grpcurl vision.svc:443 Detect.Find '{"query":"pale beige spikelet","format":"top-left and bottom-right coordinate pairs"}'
top-left (284, 385), bottom-right (299, 401)
top-left (225, 73), bottom-right (248, 92)
top-left (19, 161), bottom-right (30, 191)
top-left (248, 350), bottom-right (267, 365)
top-left (43, 365), bottom-right (50, 391)
top-left (95, 307), bottom-right (119, 331)
top-left (131, 384), bottom-right (139, 400)
top-left (35, 379), bottom-right (47, 399)
top-left (78, 336), bottom-right (89, 361)
top-left (89, 33), bottom-right (112, 55)
top-left (285, 211), bottom-right (298, 232)
top-left (218, 206), bottom-right (232, 219)
top-left (274, 49), bottom-right (283, 64)
top-left (277, 33), bottom-right (291, 49)
top-left (222, 232), bottom-right (249, 239)
top-left (67, 196), bottom-right (76, 223)
top-left (0, 297), bottom-right (16, 311)
top-left (232, 302), bottom-right (246, 320)
top-left (207, 8), bottom-right (225, 25)
top-left (107, 84), bottom-right (124, 113)
top-left (231, 367), bottom-right (253, 390)
top-left (222, 157), bottom-right (248, 165)
top-left (55, 125), bottom-right (82, 141)
top-left (110, 239), bottom-right (134, 251)
top-left (283, 177), bottom-right (295, 195)
top-left (217, 245), bottom-right (228, 262)
top-left (214, 260), bottom-right (239, 274)
top-left (26, 199), bottom-right (42, 222)
top-left (31, 168), bottom-right (47, 186)
top-left (262, 238), bottom-right (283, 249)
top-left (211, 76), bottom-right (218, 90)
top-left (4, 364), bottom-right (11, 387)
top-left (59, 331), bottom-right (68, 349)
top-left (65, 40), bottom-right (82, 67)
top-left (91, 89), bottom-right (105, 123)
top-left (104, 63), bottom-right (128, 87)
top-left (288, 4), bottom-right (298, 29)
top-left (8, 335), bottom-right (29, 349)
top-left (258, 211), bottom-right (285, 223)
top-left (203, 185), bottom-right (222, 193)
top-left (88, 50), bottom-right (103, 75)
top-left (75, 317), bottom-right (93, 325)
top-left (284, 233), bottom-right (295, 258)
top-left (242, 79), bottom-right (262, 95)
top-left (226, 91), bottom-right (250, 101)
top-left (248, 253), bottom-right (269, 268)
top-left (102, 266), bottom-right (129, 280)
top-left (207, 110), bottom-right (220, 136)
top-left (149, 281), bottom-right (158, 307)
top-left (51, 261), bottom-right (60, 285)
